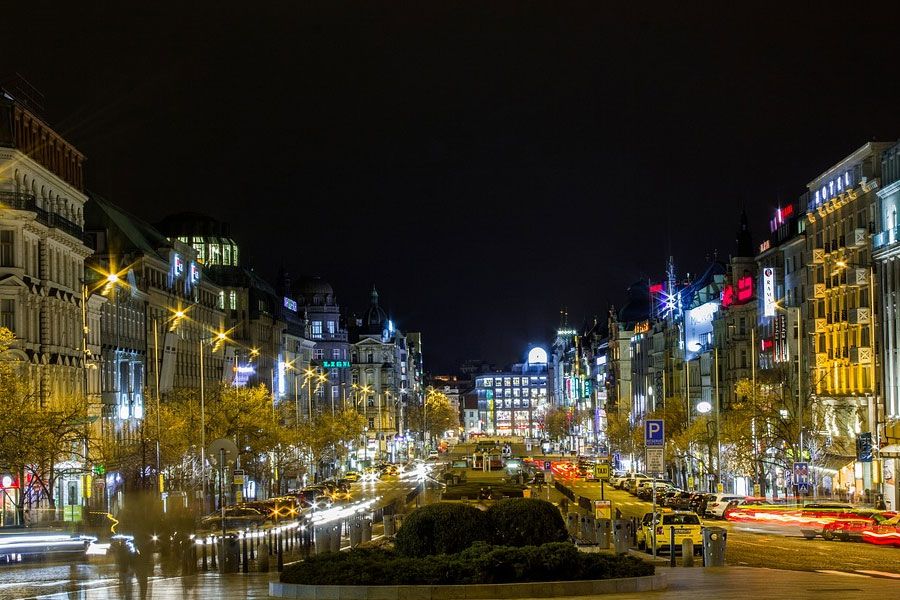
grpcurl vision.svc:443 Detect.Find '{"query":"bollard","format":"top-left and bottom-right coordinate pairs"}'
top-left (223, 536), bottom-right (240, 573)
top-left (682, 538), bottom-right (694, 567)
top-left (596, 518), bottom-right (611, 549)
top-left (702, 527), bottom-right (727, 567)
top-left (242, 534), bottom-right (248, 573)
top-left (257, 542), bottom-right (270, 572)
top-left (669, 526), bottom-right (676, 568)
top-left (384, 514), bottom-right (396, 537)
top-left (612, 519), bottom-right (629, 554)
top-left (277, 530), bottom-right (284, 572)
top-left (212, 537), bottom-right (219, 570)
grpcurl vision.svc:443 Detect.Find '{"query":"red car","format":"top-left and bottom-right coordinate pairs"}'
top-left (821, 510), bottom-right (897, 541)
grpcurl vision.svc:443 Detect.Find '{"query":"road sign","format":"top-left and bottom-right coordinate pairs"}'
top-left (793, 461), bottom-right (809, 484)
top-left (646, 447), bottom-right (664, 475)
top-left (645, 419), bottom-right (664, 447)
top-left (208, 438), bottom-right (239, 465)
top-left (544, 461), bottom-right (551, 471)
top-left (233, 469), bottom-right (245, 485)
top-left (797, 482), bottom-right (809, 495)
top-left (595, 464), bottom-right (610, 480)
top-left (594, 499), bottom-right (612, 520)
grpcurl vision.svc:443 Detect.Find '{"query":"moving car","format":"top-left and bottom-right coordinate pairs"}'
top-left (705, 494), bottom-right (747, 518)
top-left (199, 507), bottom-right (268, 532)
top-left (821, 510), bottom-right (898, 542)
top-left (862, 515), bottom-right (900, 547)
top-left (342, 471), bottom-right (361, 482)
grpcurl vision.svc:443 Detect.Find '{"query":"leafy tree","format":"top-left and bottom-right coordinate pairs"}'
top-left (0, 328), bottom-right (91, 522)
top-left (408, 388), bottom-right (458, 442)
top-left (542, 406), bottom-right (570, 442)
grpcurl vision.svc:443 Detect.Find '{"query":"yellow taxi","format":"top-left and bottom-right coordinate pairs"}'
top-left (638, 510), bottom-right (703, 554)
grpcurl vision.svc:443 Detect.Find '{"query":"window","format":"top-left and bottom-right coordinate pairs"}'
top-left (223, 244), bottom-right (232, 266)
top-left (228, 290), bottom-right (237, 310)
top-left (0, 299), bottom-right (14, 331)
top-left (332, 385), bottom-right (339, 400)
top-left (193, 243), bottom-right (205, 262)
top-left (313, 349), bottom-right (324, 360)
top-left (312, 321), bottom-right (323, 339)
top-left (368, 417), bottom-right (374, 429)
top-left (326, 321), bottom-right (336, 335)
top-left (332, 348), bottom-right (341, 359)
top-left (0, 231), bottom-right (13, 266)
top-left (218, 290), bottom-right (225, 309)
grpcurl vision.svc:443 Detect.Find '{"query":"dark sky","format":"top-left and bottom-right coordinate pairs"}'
top-left (4, 3), bottom-right (900, 372)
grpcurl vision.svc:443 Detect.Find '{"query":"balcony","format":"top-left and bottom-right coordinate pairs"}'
top-left (850, 347), bottom-right (873, 364)
top-left (848, 308), bottom-right (870, 325)
top-left (815, 352), bottom-right (829, 367)
top-left (847, 268), bottom-right (868, 287)
top-left (849, 228), bottom-right (868, 248)
top-left (874, 225), bottom-right (900, 249)
top-left (812, 248), bottom-right (826, 264)
top-left (814, 283), bottom-right (826, 298)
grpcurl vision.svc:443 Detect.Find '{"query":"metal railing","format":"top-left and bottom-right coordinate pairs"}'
top-left (0, 190), bottom-right (84, 241)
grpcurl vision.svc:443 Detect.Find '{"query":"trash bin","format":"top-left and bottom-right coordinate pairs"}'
top-left (580, 515), bottom-right (597, 544)
top-left (596, 518), bottom-right (611, 549)
top-left (702, 527), bottom-right (727, 566)
top-left (222, 536), bottom-right (240, 573)
top-left (315, 526), bottom-right (331, 555)
top-left (566, 512), bottom-right (578, 537)
top-left (349, 520), bottom-right (362, 547)
top-left (361, 518), bottom-right (372, 543)
top-left (330, 523), bottom-right (341, 553)
top-left (613, 519), bottom-right (629, 554)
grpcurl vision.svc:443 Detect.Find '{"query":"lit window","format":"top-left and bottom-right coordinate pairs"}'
top-left (314, 349), bottom-right (324, 360)
top-left (821, 186), bottom-right (827, 200)
top-left (218, 290), bottom-right (225, 309)
top-left (845, 172), bottom-right (850, 186)
top-left (193, 243), bottom-right (205, 263)
top-left (837, 176), bottom-right (843, 191)
top-left (829, 180), bottom-right (834, 196)
top-left (332, 348), bottom-right (341, 358)
top-left (228, 290), bottom-right (237, 310)
top-left (312, 321), bottom-right (323, 339)
top-left (815, 190), bottom-right (820, 204)
top-left (223, 244), bottom-right (232, 266)
top-left (209, 244), bottom-right (221, 264)
top-left (327, 321), bottom-right (336, 335)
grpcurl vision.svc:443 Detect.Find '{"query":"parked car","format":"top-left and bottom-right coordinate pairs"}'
top-left (705, 494), bottom-right (748, 518)
top-left (638, 510), bottom-right (703, 554)
top-left (623, 475), bottom-right (651, 493)
top-left (637, 482), bottom-right (674, 501)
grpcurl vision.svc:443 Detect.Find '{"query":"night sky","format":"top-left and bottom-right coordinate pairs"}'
top-left (4, 3), bottom-right (900, 372)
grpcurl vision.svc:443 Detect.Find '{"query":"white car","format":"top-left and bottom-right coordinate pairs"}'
top-left (705, 494), bottom-right (747, 518)
top-left (624, 475), bottom-right (652, 493)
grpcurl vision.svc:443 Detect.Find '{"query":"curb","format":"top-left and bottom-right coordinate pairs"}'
top-left (269, 574), bottom-right (667, 598)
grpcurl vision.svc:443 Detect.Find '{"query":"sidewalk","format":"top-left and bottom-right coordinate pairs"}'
top-left (54, 565), bottom-right (899, 599)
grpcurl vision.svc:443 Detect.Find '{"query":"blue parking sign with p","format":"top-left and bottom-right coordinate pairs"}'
top-left (645, 419), bottom-right (664, 446)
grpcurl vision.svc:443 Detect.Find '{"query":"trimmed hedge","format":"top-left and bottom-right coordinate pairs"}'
top-left (487, 498), bottom-right (567, 547)
top-left (280, 542), bottom-right (654, 586)
top-left (394, 502), bottom-right (490, 557)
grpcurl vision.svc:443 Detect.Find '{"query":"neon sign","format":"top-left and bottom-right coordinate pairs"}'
top-left (737, 276), bottom-right (753, 302)
top-left (763, 267), bottom-right (776, 317)
top-left (322, 360), bottom-right (350, 368)
top-left (284, 297), bottom-right (298, 312)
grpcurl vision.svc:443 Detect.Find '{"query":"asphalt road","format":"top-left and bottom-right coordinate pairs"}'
top-left (560, 479), bottom-right (900, 576)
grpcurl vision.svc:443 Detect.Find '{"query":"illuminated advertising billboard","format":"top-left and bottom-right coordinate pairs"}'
top-left (685, 301), bottom-right (718, 358)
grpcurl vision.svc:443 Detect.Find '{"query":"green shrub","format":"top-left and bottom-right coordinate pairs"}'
top-left (280, 542), bottom-right (654, 585)
top-left (394, 502), bottom-right (490, 556)
top-left (486, 498), bottom-right (567, 547)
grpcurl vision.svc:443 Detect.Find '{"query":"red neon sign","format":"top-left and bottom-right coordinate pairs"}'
top-left (721, 285), bottom-right (734, 308)
top-left (761, 339), bottom-right (774, 351)
top-left (737, 276), bottom-right (753, 302)
top-left (649, 282), bottom-right (664, 295)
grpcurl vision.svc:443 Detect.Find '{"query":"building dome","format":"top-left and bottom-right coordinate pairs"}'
top-left (297, 276), bottom-right (335, 306)
top-left (365, 285), bottom-right (389, 332)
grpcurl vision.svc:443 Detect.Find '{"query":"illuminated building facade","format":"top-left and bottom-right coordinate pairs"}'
top-left (873, 140), bottom-right (900, 509)
top-left (805, 142), bottom-right (890, 499)
top-left (475, 347), bottom-right (549, 437)
top-left (298, 276), bottom-right (351, 412)
top-left (0, 84), bottom-right (92, 407)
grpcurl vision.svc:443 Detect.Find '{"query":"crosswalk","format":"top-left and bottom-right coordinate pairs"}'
top-left (817, 569), bottom-right (900, 580)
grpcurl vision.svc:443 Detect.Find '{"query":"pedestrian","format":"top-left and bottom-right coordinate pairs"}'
top-left (615, 507), bottom-right (622, 520)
